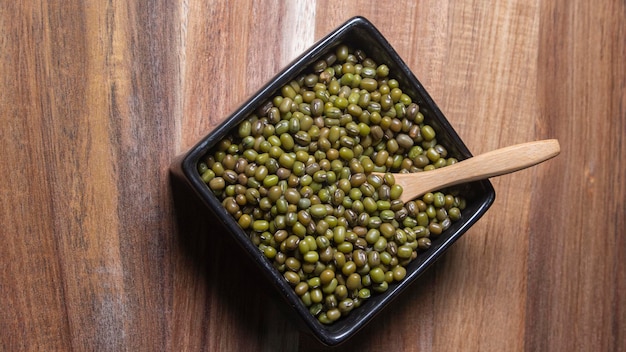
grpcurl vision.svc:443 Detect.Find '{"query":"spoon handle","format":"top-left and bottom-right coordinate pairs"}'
top-left (392, 139), bottom-right (561, 202)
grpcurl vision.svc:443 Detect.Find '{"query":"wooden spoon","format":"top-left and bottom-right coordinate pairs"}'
top-left (374, 139), bottom-right (560, 203)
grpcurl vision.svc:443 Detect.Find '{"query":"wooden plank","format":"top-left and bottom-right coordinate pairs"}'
top-left (526, 0), bottom-right (626, 351)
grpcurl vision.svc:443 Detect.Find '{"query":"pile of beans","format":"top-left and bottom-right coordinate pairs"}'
top-left (198, 45), bottom-right (466, 324)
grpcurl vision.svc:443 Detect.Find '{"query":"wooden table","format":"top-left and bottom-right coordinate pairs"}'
top-left (2, 1), bottom-right (624, 351)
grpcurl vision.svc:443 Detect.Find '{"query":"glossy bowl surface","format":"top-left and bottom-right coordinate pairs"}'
top-left (170, 16), bottom-right (495, 346)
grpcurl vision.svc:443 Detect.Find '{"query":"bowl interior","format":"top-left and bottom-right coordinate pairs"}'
top-left (175, 16), bottom-right (495, 346)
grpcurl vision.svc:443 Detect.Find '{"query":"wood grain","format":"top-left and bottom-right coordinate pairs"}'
top-left (1, 1), bottom-right (624, 351)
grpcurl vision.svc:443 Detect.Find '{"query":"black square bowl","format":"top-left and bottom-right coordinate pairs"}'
top-left (170, 16), bottom-right (495, 346)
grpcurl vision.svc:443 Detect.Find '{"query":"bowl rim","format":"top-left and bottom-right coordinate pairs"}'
top-left (173, 16), bottom-right (496, 346)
